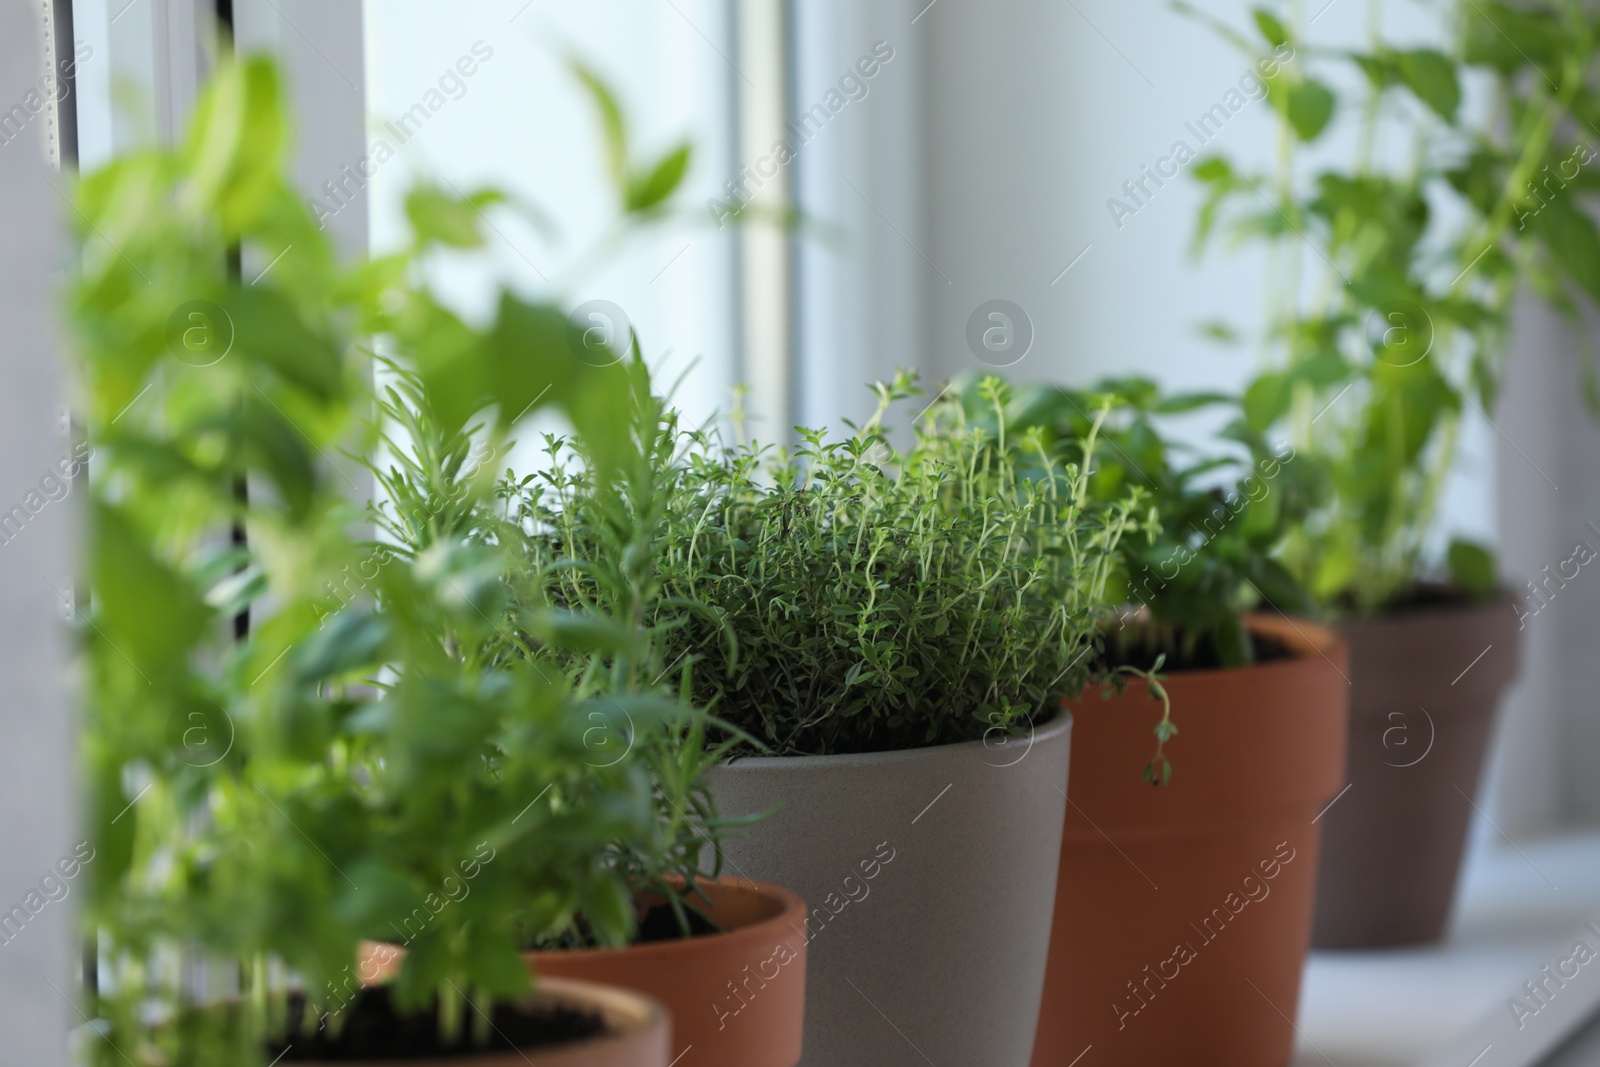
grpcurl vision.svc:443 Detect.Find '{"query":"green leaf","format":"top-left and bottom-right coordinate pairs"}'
top-left (1352, 52), bottom-right (1399, 90)
top-left (221, 286), bottom-right (344, 402)
top-left (183, 56), bottom-right (287, 233)
top-left (1192, 157), bottom-right (1234, 183)
top-left (1252, 8), bottom-right (1289, 48)
top-left (293, 611), bottom-right (393, 683)
top-left (1154, 390), bottom-right (1233, 414)
top-left (1296, 347), bottom-right (1351, 389)
top-left (525, 608), bottom-right (640, 657)
top-left (1530, 193), bottom-right (1600, 307)
top-left (1396, 49), bottom-right (1461, 121)
top-left (570, 59), bottom-right (629, 193)
top-left (626, 143), bottom-right (692, 213)
top-left (1463, 2), bottom-right (1562, 73)
top-left (405, 185), bottom-right (487, 249)
top-left (1243, 371), bottom-right (1294, 430)
top-left (1286, 80), bottom-right (1336, 142)
top-left (409, 292), bottom-right (633, 473)
top-left (1213, 613), bottom-right (1253, 667)
top-left (1447, 539), bottom-right (1497, 598)
top-left (92, 503), bottom-right (213, 678)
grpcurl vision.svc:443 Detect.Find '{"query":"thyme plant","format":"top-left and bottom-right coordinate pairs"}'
top-left (509, 374), bottom-right (1143, 756)
top-left (955, 374), bottom-right (1318, 668)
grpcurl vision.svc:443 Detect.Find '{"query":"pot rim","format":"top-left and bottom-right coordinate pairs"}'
top-left (712, 703), bottom-right (1072, 771)
top-left (523, 875), bottom-right (806, 966)
top-left (1336, 585), bottom-right (1520, 629)
top-left (1079, 612), bottom-right (1345, 687)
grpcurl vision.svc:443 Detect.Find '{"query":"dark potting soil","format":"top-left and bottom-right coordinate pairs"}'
top-left (525, 897), bottom-right (724, 951)
top-left (272, 987), bottom-right (604, 1060)
top-left (1363, 581), bottom-right (1491, 615)
top-left (1095, 628), bottom-right (1296, 674)
top-left (633, 900), bottom-right (721, 943)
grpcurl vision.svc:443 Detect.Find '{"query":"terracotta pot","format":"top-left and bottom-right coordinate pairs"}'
top-left (1032, 614), bottom-right (1348, 1067)
top-left (362, 877), bottom-right (806, 1067)
top-left (529, 878), bottom-right (806, 1067)
top-left (704, 709), bottom-right (1073, 1067)
top-left (1313, 591), bottom-right (1522, 948)
top-left (290, 975), bottom-right (668, 1066)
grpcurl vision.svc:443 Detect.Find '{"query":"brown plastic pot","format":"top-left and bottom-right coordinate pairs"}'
top-left (291, 975), bottom-right (669, 1066)
top-left (1031, 614), bottom-right (1348, 1067)
top-left (363, 877), bottom-right (807, 1067)
top-left (1312, 591), bottom-right (1522, 948)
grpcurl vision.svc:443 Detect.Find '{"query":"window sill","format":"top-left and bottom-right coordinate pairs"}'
top-left (1293, 829), bottom-right (1600, 1067)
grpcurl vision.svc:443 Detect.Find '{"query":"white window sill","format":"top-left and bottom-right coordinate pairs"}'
top-left (1293, 829), bottom-right (1600, 1067)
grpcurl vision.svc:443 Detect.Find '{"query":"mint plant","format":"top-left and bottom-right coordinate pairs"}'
top-left (70, 54), bottom-right (698, 1065)
top-left (1188, 2), bottom-right (1600, 614)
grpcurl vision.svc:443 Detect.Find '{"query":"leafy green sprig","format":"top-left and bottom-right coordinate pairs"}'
top-left (955, 374), bottom-right (1318, 668)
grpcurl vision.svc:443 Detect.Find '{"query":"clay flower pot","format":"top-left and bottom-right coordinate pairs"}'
top-left (704, 710), bottom-right (1073, 1067)
top-left (1313, 591), bottom-right (1522, 948)
top-left (1031, 615), bottom-right (1348, 1067)
top-left (528, 878), bottom-right (807, 1067)
top-left (287, 975), bottom-right (668, 1066)
top-left (362, 877), bottom-right (807, 1067)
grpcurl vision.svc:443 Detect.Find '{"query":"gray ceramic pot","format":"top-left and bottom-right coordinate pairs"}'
top-left (703, 711), bottom-right (1072, 1067)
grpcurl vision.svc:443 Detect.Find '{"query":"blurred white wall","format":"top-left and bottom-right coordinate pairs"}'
top-left (362, 0), bottom-right (739, 437)
top-left (791, 0), bottom-right (929, 431)
top-left (1492, 298), bottom-right (1600, 833)
top-left (793, 0), bottom-right (1592, 833)
top-left (0, 3), bottom-right (75, 1062)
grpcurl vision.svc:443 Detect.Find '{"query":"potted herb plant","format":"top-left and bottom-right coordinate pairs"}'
top-left (70, 54), bottom-right (681, 1066)
top-left (556, 373), bottom-right (1140, 1067)
top-left (956, 376), bottom-right (1348, 1067)
top-left (355, 359), bottom-right (811, 1067)
top-left (341, 64), bottom-right (813, 1067)
top-left (1188, 1), bottom-right (1600, 947)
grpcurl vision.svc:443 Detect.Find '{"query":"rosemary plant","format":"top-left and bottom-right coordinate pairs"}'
top-left (365, 357), bottom-right (737, 944)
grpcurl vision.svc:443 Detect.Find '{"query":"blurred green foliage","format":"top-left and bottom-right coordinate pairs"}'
top-left (1189, 2), bottom-right (1600, 615)
top-left (70, 53), bottom-right (705, 1064)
